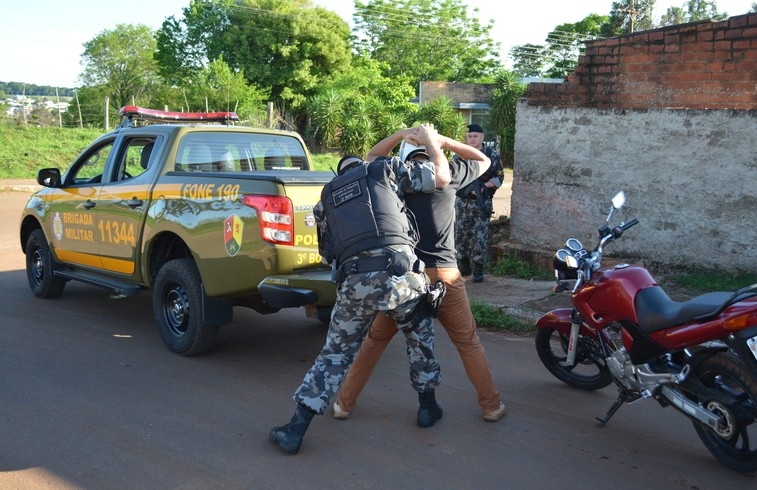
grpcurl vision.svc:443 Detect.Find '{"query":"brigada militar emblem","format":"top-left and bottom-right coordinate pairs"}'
top-left (224, 215), bottom-right (244, 256)
top-left (53, 211), bottom-right (63, 240)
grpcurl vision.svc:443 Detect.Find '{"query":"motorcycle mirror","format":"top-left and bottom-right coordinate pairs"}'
top-left (606, 191), bottom-right (626, 223)
top-left (612, 191), bottom-right (626, 210)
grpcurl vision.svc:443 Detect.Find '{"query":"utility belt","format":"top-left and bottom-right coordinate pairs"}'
top-left (331, 251), bottom-right (425, 285)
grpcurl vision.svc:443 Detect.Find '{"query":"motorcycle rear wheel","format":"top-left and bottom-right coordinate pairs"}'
top-left (691, 352), bottom-right (757, 473)
top-left (535, 327), bottom-right (612, 391)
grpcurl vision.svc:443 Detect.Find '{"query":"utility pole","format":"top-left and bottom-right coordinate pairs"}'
top-left (619, 0), bottom-right (641, 33)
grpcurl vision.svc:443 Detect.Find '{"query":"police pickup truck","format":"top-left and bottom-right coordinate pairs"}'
top-left (19, 106), bottom-right (336, 355)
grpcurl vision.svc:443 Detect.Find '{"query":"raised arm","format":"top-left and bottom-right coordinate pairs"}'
top-left (444, 137), bottom-right (490, 178)
top-left (365, 128), bottom-right (417, 162)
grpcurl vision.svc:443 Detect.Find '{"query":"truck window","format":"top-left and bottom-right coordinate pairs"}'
top-left (67, 140), bottom-right (115, 185)
top-left (118, 138), bottom-right (156, 181)
top-left (175, 132), bottom-right (308, 172)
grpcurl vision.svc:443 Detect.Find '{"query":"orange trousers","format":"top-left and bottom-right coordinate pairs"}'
top-left (337, 267), bottom-right (502, 413)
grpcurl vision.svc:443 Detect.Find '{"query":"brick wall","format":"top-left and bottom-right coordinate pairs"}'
top-left (523, 13), bottom-right (757, 109)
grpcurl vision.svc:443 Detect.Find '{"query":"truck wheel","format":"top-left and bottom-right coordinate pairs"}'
top-left (153, 259), bottom-right (219, 356)
top-left (25, 229), bottom-right (66, 298)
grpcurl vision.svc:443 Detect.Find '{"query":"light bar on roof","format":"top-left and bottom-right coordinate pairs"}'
top-left (118, 106), bottom-right (239, 123)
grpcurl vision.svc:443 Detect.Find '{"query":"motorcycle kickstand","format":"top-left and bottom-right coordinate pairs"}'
top-left (595, 390), bottom-right (642, 428)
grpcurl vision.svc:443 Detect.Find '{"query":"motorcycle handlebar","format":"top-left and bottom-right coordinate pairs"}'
top-left (621, 218), bottom-right (639, 230)
top-left (612, 218), bottom-right (639, 238)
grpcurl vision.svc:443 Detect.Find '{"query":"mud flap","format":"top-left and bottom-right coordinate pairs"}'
top-left (202, 284), bottom-right (233, 325)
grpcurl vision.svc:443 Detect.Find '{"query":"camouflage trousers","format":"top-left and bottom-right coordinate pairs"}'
top-left (294, 252), bottom-right (440, 415)
top-left (455, 197), bottom-right (493, 265)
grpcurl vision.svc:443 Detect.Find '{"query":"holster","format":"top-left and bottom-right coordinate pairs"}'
top-left (425, 280), bottom-right (446, 317)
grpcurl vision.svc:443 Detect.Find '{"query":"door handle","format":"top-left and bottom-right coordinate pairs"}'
top-left (126, 198), bottom-right (143, 208)
top-left (83, 200), bottom-right (96, 209)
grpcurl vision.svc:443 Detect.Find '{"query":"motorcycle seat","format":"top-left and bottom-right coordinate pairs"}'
top-left (634, 286), bottom-right (734, 334)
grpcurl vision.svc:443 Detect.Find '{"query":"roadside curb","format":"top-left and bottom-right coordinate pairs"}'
top-left (0, 180), bottom-right (39, 193)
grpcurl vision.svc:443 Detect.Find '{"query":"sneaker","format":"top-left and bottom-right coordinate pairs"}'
top-left (333, 401), bottom-right (350, 420)
top-left (483, 402), bottom-right (507, 422)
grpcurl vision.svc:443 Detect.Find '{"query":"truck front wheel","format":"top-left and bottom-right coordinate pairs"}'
top-left (25, 229), bottom-right (66, 298)
top-left (153, 259), bottom-right (219, 356)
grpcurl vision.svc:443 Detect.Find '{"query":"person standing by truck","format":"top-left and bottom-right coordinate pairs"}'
top-left (269, 125), bottom-right (450, 455)
top-left (332, 126), bottom-right (507, 425)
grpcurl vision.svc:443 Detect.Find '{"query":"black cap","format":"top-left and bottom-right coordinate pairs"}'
top-left (467, 124), bottom-right (484, 133)
top-left (337, 155), bottom-right (364, 175)
top-left (406, 149), bottom-right (429, 160)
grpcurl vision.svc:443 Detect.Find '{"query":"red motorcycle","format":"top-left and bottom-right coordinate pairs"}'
top-left (535, 192), bottom-right (757, 473)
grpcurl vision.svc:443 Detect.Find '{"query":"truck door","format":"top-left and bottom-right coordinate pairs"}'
top-left (47, 139), bottom-right (115, 270)
top-left (94, 137), bottom-right (158, 276)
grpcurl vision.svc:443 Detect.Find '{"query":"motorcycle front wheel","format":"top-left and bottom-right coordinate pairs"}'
top-left (535, 327), bottom-right (612, 391)
top-left (691, 352), bottom-right (757, 473)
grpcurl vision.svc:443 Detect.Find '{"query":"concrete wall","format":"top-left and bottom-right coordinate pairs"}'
top-left (512, 105), bottom-right (757, 269)
top-left (510, 13), bottom-right (757, 271)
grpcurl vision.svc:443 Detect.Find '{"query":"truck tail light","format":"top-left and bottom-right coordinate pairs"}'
top-left (242, 195), bottom-right (294, 246)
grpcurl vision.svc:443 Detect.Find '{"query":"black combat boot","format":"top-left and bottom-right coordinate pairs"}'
top-left (417, 390), bottom-right (443, 428)
top-left (458, 258), bottom-right (472, 276)
top-left (269, 403), bottom-right (316, 454)
top-left (473, 262), bottom-right (484, 283)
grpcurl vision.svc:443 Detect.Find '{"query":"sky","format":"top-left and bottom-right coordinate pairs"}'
top-left (1, 0), bottom-right (754, 88)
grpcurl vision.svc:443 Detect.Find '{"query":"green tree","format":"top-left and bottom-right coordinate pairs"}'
top-left (352, 0), bottom-right (500, 92)
top-left (414, 96), bottom-right (466, 142)
top-left (487, 70), bottom-right (526, 169)
top-left (510, 44), bottom-right (548, 78)
top-left (306, 56), bottom-right (415, 150)
top-left (510, 14), bottom-right (607, 79)
top-left (660, 0), bottom-right (728, 25)
top-left (79, 24), bottom-right (162, 115)
top-left (156, 0), bottom-right (352, 109)
top-left (181, 58), bottom-right (268, 122)
top-left (544, 14), bottom-right (607, 79)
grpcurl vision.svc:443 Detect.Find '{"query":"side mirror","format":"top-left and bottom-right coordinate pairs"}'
top-left (612, 191), bottom-right (626, 210)
top-left (37, 168), bottom-right (62, 188)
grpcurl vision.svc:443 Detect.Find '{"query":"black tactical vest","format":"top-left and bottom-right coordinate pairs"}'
top-left (320, 162), bottom-right (418, 265)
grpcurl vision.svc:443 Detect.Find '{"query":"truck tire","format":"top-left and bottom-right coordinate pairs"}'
top-left (25, 229), bottom-right (66, 298)
top-left (153, 258), bottom-right (219, 356)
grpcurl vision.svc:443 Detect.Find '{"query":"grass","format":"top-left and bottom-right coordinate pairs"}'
top-left (488, 252), bottom-right (552, 280)
top-left (469, 299), bottom-right (533, 332)
top-left (0, 125), bottom-right (103, 178)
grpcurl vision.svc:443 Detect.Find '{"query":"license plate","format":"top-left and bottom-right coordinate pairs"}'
top-left (748, 335), bottom-right (757, 361)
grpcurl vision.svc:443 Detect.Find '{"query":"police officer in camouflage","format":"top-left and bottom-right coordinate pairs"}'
top-left (269, 125), bottom-right (451, 455)
top-left (455, 124), bottom-right (504, 283)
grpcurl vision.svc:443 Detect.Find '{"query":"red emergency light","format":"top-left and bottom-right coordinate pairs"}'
top-left (118, 106), bottom-right (239, 124)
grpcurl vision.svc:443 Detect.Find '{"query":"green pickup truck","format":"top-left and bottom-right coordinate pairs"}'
top-left (19, 106), bottom-right (336, 355)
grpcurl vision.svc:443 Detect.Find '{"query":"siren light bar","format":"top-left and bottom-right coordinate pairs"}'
top-left (118, 106), bottom-right (239, 124)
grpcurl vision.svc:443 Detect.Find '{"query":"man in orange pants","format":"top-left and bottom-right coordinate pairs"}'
top-left (333, 128), bottom-right (508, 423)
